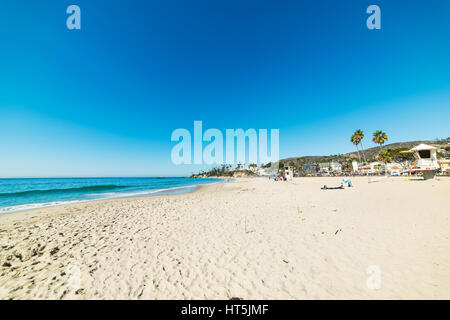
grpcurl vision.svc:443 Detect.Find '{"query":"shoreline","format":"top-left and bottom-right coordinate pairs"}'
top-left (0, 181), bottom-right (226, 226)
top-left (0, 178), bottom-right (229, 218)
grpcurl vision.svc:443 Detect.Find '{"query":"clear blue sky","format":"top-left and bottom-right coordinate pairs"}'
top-left (0, 0), bottom-right (449, 177)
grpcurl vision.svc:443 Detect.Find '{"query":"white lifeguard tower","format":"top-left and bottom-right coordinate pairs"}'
top-left (405, 144), bottom-right (439, 180)
top-left (284, 166), bottom-right (295, 181)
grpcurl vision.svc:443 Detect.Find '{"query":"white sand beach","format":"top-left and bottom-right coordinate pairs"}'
top-left (0, 177), bottom-right (449, 300)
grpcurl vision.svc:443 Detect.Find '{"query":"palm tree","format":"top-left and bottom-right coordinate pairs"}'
top-left (372, 130), bottom-right (388, 150)
top-left (373, 130), bottom-right (389, 174)
top-left (377, 150), bottom-right (392, 163)
top-left (350, 131), bottom-right (362, 163)
top-left (355, 129), bottom-right (367, 164)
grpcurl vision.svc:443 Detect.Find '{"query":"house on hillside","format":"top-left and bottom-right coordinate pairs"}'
top-left (318, 163), bottom-right (329, 173)
top-left (385, 162), bottom-right (404, 174)
top-left (301, 164), bottom-right (318, 176)
top-left (439, 158), bottom-right (450, 174)
top-left (330, 161), bottom-right (342, 173)
top-left (358, 162), bottom-right (384, 175)
top-left (318, 161), bottom-right (342, 174)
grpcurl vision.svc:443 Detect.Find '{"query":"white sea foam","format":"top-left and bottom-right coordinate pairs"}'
top-left (0, 179), bottom-right (228, 215)
top-left (0, 184), bottom-right (208, 215)
top-left (0, 200), bottom-right (87, 215)
top-left (87, 185), bottom-right (200, 199)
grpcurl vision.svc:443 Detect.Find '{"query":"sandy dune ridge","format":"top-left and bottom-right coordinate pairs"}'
top-left (0, 177), bottom-right (449, 299)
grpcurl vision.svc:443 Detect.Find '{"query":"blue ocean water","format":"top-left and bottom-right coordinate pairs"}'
top-left (0, 177), bottom-right (222, 214)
